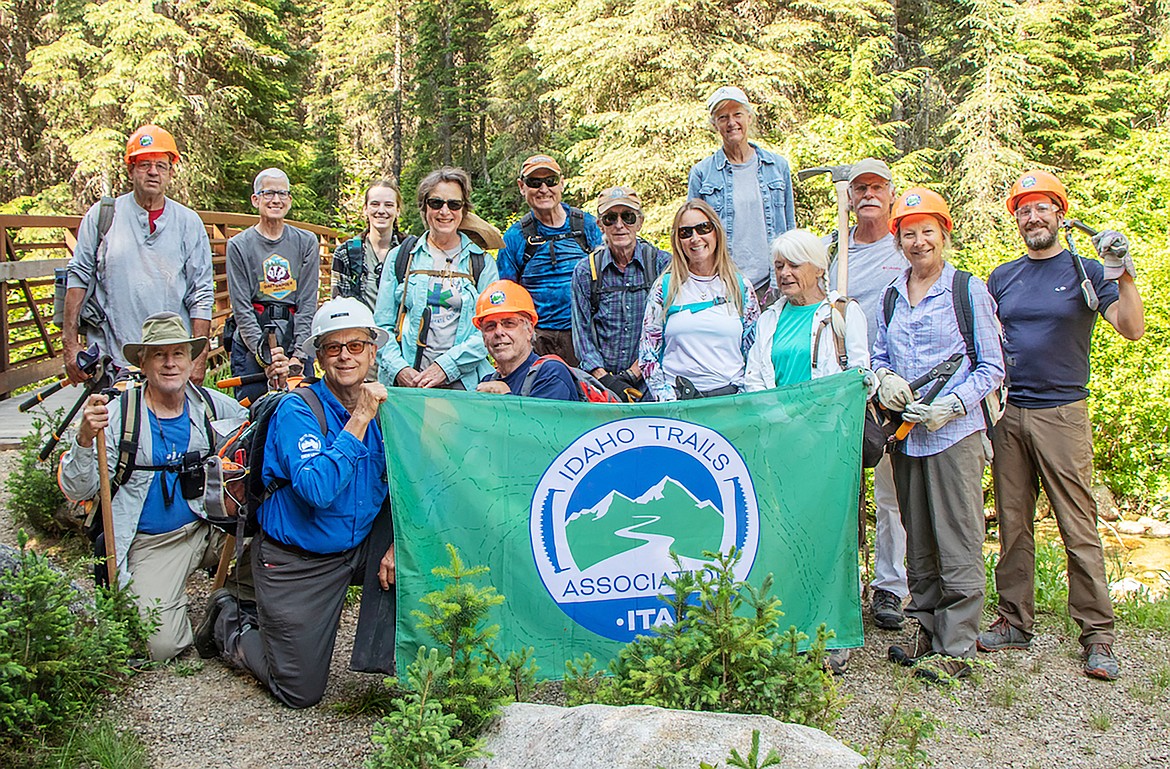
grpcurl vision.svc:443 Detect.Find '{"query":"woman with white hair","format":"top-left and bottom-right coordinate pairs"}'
top-left (745, 229), bottom-right (869, 390)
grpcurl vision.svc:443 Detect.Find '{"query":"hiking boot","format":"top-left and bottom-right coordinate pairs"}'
top-left (976, 617), bottom-right (1031, 653)
top-left (1082, 643), bottom-right (1120, 681)
top-left (826, 648), bottom-right (851, 676)
top-left (194, 587), bottom-right (235, 659)
top-left (871, 588), bottom-right (905, 630)
top-left (912, 656), bottom-right (972, 683)
top-left (887, 625), bottom-right (933, 667)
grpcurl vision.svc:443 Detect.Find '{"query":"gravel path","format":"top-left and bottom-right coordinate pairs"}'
top-left (3, 448), bottom-right (1167, 768)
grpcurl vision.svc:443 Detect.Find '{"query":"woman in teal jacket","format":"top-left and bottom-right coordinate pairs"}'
top-left (373, 167), bottom-right (499, 390)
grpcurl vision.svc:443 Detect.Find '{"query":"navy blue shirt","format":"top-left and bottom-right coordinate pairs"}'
top-left (483, 352), bottom-right (578, 400)
top-left (987, 250), bottom-right (1119, 409)
top-left (138, 409), bottom-right (197, 535)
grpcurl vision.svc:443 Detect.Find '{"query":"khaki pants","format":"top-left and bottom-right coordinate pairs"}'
top-left (991, 401), bottom-right (1114, 645)
top-left (533, 328), bottom-right (579, 368)
top-left (126, 520), bottom-right (223, 661)
top-left (892, 432), bottom-right (986, 659)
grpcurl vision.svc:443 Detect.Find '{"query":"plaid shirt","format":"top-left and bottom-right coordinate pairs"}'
top-left (570, 241), bottom-right (671, 373)
top-left (872, 261), bottom-right (1005, 457)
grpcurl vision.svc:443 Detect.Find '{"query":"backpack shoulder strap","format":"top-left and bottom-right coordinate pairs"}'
top-left (518, 212), bottom-right (539, 273)
top-left (194, 385), bottom-right (218, 453)
top-left (569, 207), bottom-right (589, 252)
top-left (96, 196), bottom-right (115, 244)
top-left (951, 269), bottom-right (977, 367)
top-left (112, 386), bottom-right (142, 491)
top-left (882, 284), bottom-right (898, 327)
top-left (290, 386), bottom-right (328, 436)
top-left (518, 355), bottom-right (549, 398)
top-left (470, 249), bottom-right (485, 286)
top-left (344, 236), bottom-right (365, 282)
top-left (392, 235), bottom-right (420, 342)
top-left (588, 248), bottom-right (603, 316)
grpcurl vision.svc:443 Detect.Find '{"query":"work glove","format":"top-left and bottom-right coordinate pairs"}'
top-left (876, 368), bottom-right (913, 411)
top-left (1093, 229), bottom-right (1135, 281)
top-left (902, 393), bottom-right (965, 432)
top-left (861, 369), bottom-right (879, 398)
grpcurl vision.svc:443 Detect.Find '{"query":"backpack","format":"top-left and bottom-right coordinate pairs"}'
top-left (54, 195), bottom-right (115, 329)
top-left (334, 233), bottom-right (406, 301)
top-left (518, 208), bottom-right (590, 277)
top-left (882, 269), bottom-right (1007, 431)
top-left (519, 355), bottom-right (622, 403)
top-left (391, 235), bottom-right (486, 343)
top-left (204, 386), bottom-right (327, 538)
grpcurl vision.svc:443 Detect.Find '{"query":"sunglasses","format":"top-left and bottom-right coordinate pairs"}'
top-left (601, 211), bottom-right (639, 226)
top-left (318, 339), bottom-right (374, 357)
top-left (480, 316), bottom-right (526, 333)
top-left (425, 197), bottom-right (465, 211)
top-left (523, 175), bottom-right (561, 189)
top-left (677, 221), bottom-right (715, 240)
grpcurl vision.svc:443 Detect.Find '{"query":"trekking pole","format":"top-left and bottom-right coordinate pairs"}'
top-left (96, 427), bottom-right (118, 587)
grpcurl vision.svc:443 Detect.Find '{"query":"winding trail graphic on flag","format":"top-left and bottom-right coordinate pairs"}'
top-left (381, 370), bottom-right (866, 680)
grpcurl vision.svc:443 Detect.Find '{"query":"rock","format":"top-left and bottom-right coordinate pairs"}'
top-left (1147, 522), bottom-right (1170, 539)
top-left (466, 702), bottom-right (865, 769)
top-left (1137, 516), bottom-right (1160, 530)
top-left (1092, 485), bottom-right (1120, 521)
top-left (1116, 520), bottom-right (1148, 536)
top-left (1110, 577), bottom-right (1148, 599)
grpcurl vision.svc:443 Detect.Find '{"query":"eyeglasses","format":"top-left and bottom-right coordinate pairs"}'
top-left (134, 160), bottom-right (172, 173)
top-left (1014, 202), bottom-right (1059, 220)
top-left (522, 175), bottom-right (561, 189)
top-left (425, 197), bottom-right (465, 211)
top-left (480, 316), bottom-right (525, 333)
top-left (677, 221), bottom-right (716, 240)
top-left (318, 339), bottom-right (374, 357)
top-left (257, 189), bottom-right (291, 201)
top-left (601, 211), bottom-right (639, 226)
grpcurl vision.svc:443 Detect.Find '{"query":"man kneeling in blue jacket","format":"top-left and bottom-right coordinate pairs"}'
top-left (203, 298), bottom-right (395, 708)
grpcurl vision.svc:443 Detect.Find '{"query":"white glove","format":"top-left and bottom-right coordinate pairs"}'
top-left (902, 393), bottom-right (965, 432)
top-left (1093, 229), bottom-right (1135, 281)
top-left (876, 368), bottom-right (913, 411)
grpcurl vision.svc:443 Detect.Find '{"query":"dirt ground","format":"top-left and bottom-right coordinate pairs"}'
top-left (3, 449), bottom-right (1168, 768)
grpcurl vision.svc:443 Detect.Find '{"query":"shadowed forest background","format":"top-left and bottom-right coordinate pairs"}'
top-left (1, 0), bottom-right (1168, 500)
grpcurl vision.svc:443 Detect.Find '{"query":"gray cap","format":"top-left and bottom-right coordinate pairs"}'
top-left (847, 158), bottom-right (893, 183)
top-left (706, 86), bottom-right (751, 115)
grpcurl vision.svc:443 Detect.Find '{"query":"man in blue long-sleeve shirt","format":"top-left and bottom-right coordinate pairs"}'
top-left (204, 298), bottom-right (395, 708)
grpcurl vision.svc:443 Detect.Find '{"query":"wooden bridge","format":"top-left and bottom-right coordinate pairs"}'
top-left (0, 211), bottom-right (341, 399)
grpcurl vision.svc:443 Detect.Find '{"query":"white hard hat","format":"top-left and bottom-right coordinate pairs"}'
top-left (301, 297), bottom-right (389, 358)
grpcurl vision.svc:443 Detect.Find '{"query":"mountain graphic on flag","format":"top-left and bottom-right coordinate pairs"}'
top-left (564, 477), bottom-right (725, 570)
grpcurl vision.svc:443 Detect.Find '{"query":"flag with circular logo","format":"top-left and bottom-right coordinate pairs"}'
top-left (381, 371), bottom-right (866, 679)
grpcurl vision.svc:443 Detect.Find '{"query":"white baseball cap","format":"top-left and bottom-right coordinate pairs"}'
top-left (301, 297), bottom-right (389, 358)
top-left (706, 86), bottom-right (751, 115)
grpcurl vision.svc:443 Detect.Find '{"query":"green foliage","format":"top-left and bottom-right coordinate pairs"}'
top-left (700, 729), bottom-right (782, 769)
top-left (0, 530), bottom-right (153, 752)
top-left (565, 549), bottom-right (842, 730)
top-left (5, 408), bottom-right (70, 536)
top-left (50, 717), bottom-right (150, 769)
top-left (860, 670), bottom-right (939, 769)
top-left (367, 545), bottom-right (536, 768)
top-left (366, 647), bottom-right (486, 769)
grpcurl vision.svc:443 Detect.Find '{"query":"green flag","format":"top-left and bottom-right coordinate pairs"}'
top-left (381, 370), bottom-right (866, 679)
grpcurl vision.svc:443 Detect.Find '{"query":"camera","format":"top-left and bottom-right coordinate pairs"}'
top-left (178, 450), bottom-right (207, 500)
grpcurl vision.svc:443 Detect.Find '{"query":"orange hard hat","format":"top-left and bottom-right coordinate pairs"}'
top-left (1006, 170), bottom-right (1068, 214)
top-left (473, 280), bottom-right (539, 329)
top-left (125, 124), bottom-right (181, 165)
top-left (889, 187), bottom-right (953, 234)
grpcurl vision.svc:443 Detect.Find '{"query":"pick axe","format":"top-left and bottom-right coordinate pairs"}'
top-left (797, 164), bottom-right (853, 296)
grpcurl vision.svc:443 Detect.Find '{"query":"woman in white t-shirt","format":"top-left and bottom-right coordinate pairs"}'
top-left (638, 200), bottom-right (760, 401)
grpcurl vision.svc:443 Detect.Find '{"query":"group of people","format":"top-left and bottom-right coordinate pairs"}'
top-left (56, 79), bottom-right (1145, 708)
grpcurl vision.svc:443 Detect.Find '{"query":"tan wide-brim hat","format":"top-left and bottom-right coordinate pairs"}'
top-left (459, 211), bottom-right (505, 251)
top-left (122, 311), bottom-right (208, 364)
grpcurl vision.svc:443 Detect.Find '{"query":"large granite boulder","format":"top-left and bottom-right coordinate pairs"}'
top-left (467, 702), bottom-right (864, 769)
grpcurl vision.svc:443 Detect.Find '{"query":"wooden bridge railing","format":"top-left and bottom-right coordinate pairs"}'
top-left (0, 212), bottom-right (341, 399)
